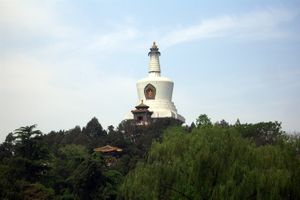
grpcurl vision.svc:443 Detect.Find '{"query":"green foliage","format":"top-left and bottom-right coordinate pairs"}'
top-left (11, 125), bottom-right (49, 180)
top-left (0, 125), bottom-right (51, 199)
top-left (1, 116), bottom-right (299, 200)
top-left (47, 144), bottom-right (89, 189)
top-left (121, 126), bottom-right (300, 200)
top-left (237, 121), bottom-right (284, 146)
top-left (0, 133), bottom-right (14, 160)
top-left (68, 153), bottom-right (122, 200)
top-left (83, 117), bottom-right (106, 137)
top-left (13, 125), bottom-right (42, 142)
top-left (23, 183), bottom-right (55, 200)
top-left (196, 114), bottom-right (212, 128)
top-left (214, 119), bottom-right (230, 128)
top-left (68, 153), bottom-right (106, 199)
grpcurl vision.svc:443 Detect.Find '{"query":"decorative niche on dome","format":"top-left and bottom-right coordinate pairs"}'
top-left (144, 84), bottom-right (156, 100)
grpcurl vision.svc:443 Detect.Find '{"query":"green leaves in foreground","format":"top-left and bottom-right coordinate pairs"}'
top-left (121, 127), bottom-right (300, 200)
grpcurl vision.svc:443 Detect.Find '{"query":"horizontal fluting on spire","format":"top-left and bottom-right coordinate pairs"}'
top-left (148, 42), bottom-right (161, 76)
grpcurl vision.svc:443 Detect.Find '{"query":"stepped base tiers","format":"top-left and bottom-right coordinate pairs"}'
top-left (125, 99), bottom-right (185, 122)
top-left (125, 75), bottom-right (185, 123)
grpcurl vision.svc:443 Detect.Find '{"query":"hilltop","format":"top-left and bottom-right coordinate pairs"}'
top-left (0, 115), bottom-right (299, 199)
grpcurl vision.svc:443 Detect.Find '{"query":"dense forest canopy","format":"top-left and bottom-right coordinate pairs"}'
top-left (0, 115), bottom-right (299, 199)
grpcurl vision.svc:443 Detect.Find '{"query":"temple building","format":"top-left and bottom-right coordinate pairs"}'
top-left (125, 42), bottom-right (185, 124)
top-left (94, 145), bottom-right (123, 166)
top-left (131, 100), bottom-right (153, 126)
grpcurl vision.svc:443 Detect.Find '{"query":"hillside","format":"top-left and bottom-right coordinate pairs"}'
top-left (0, 115), bottom-right (299, 199)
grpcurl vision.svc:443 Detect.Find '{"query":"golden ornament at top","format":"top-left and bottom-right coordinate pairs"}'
top-left (152, 41), bottom-right (158, 49)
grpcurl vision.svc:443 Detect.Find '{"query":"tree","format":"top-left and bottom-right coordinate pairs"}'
top-left (107, 125), bottom-right (116, 135)
top-left (238, 121), bottom-right (284, 146)
top-left (23, 183), bottom-right (55, 200)
top-left (0, 125), bottom-right (51, 199)
top-left (47, 144), bottom-right (90, 198)
top-left (68, 153), bottom-right (122, 200)
top-left (196, 114), bottom-right (212, 128)
top-left (234, 118), bottom-right (241, 126)
top-left (13, 125), bottom-right (42, 142)
top-left (0, 133), bottom-right (14, 161)
top-left (12, 125), bottom-right (47, 160)
top-left (214, 119), bottom-right (229, 128)
top-left (50, 144), bottom-right (89, 179)
top-left (189, 122), bottom-right (196, 132)
top-left (83, 117), bottom-right (106, 137)
top-left (121, 126), bottom-right (300, 200)
top-left (10, 125), bottom-right (49, 182)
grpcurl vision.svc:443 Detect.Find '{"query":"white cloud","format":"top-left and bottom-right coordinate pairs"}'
top-left (0, 0), bottom-right (144, 57)
top-left (161, 8), bottom-right (297, 47)
top-left (84, 27), bottom-right (141, 55)
top-left (0, 0), bottom-right (69, 39)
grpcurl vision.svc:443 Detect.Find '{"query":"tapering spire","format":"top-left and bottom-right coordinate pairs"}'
top-left (148, 41), bottom-right (161, 76)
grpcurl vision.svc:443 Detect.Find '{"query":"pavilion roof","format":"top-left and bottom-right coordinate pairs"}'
top-left (94, 145), bottom-right (123, 153)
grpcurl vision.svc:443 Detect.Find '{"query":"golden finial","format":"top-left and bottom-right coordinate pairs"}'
top-left (148, 41), bottom-right (160, 56)
top-left (152, 41), bottom-right (157, 48)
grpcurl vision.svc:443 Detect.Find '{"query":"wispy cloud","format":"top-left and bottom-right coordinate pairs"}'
top-left (0, 0), bottom-right (69, 40)
top-left (161, 8), bottom-right (297, 47)
top-left (84, 27), bottom-right (140, 55)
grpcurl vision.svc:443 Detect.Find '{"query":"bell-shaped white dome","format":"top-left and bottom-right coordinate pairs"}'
top-left (125, 42), bottom-right (185, 123)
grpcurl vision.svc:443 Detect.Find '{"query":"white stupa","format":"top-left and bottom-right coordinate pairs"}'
top-left (125, 42), bottom-right (185, 123)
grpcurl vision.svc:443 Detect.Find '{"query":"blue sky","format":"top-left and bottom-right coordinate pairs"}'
top-left (1, 0), bottom-right (300, 141)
